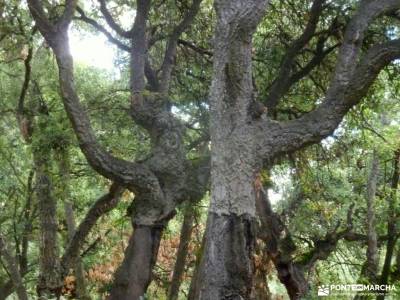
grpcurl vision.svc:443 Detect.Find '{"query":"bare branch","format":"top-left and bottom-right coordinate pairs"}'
top-left (328, 0), bottom-right (400, 93)
top-left (75, 6), bottom-right (130, 52)
top-left (178, 39), bottom-right (213, 57)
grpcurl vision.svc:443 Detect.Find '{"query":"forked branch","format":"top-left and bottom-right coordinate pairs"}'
top-left (257, 0), bottom-right (400, 160)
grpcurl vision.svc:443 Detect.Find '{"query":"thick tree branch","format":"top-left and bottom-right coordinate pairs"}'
top-left (55, 44), bottom-right (161, 190)
top-left (130, 0), bottom-right (151, 93)
top-left (260, 38), bottom-right (400, 159)
top-left (25, 0), bottom-right (53, 36)
top-left (288, 41), bottom-right (339, 88)
top-left (61, 183), bottom-right (124, 274)
top-left (256, 182), bottom-right (357, 298)
top-left (257, 0), bottom-right (400, 160)
top-left (97, 0), bottom-right (131, 38)
top-left (28, 0), bottom-right (164, 195)
top-left (57, 0), bottom-right (78, 29)
top-left (159, 0), bottom-right (203, 93)
top-left (178, 39), bottom-right (213, 57)
top-left (128, 0), bottom-right (173, 130)
top-left (80, 229), bottom-right (112, 258)
top-left (74, 6), bottom-right (160, 91)
top-left (75, 6), bottom-right (130, 52)
top-left (264, 0), bottom-right (326, 111)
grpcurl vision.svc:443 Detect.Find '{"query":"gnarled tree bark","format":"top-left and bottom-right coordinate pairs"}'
top-left (192, 1), bottom-right (269, 298)
top-left (28, 1), bottom-right (209, 298)
top-left (193, 0), bottom-right (400, 298)
top-left (26, 0), bottom-right (400, 298)
top-left (108, 224), bottom-right (164, 299)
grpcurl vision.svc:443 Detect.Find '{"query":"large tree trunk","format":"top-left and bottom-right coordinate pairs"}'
top-left (192, 1), bottom-right (268, 298)
top-left (108, 224), bottom-right (164, 300)
top-left (168, 207), bottom-right (196, 300)
top-left (191, 214), bottom-right (256, 299)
